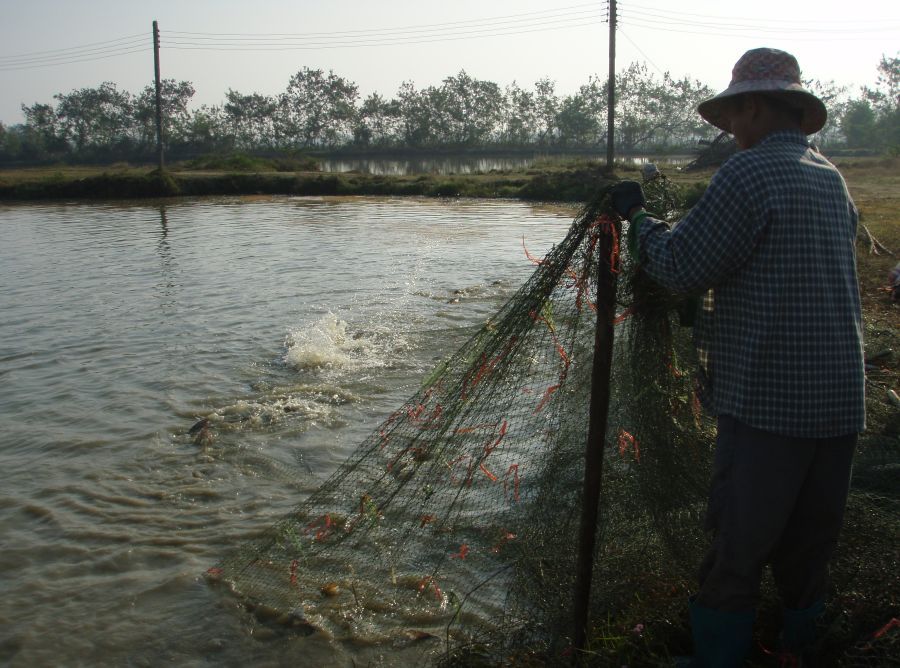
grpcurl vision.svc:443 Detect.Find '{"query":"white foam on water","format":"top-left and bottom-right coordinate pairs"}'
top-left (211, 395), bottom-right (334, 430)
top-left (282, 312), bottom-right (408, 375)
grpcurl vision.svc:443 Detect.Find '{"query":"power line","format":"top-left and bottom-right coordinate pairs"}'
top-left (620, 11), bottom-right (898, 35)
top-left (618, 16), bottom-right (897, 41)
top-left (617, 28), bottom-right (666, 78)
top-left (162, 10), bottom-right (609, 49)
top-left (1, 1), bottom-right (894, 74)
top-left (0, 46), bottom-right (147, 72)
top-left (0, 40), bottom-right (147, 68)
top-left (166, 2), bottom-right (607, 39)
top-left (164, 21), bottom-right (597, 51)
top-left (625, 1), bottom-right (896, 27)
top-left (618, 4), bottom-right (899, 38)
top-left (0, 6), bottom-right (610, 72)
top-left (0, 32), bottom-right (146, 61)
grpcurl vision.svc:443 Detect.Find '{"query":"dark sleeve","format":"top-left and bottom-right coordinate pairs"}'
top-left (638, 157), bottom-right (768, 294)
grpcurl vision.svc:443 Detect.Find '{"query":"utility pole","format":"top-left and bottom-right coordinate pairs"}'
top-left (152, 20), bottom-right (164, 171)
top-left (606, 0), bottom-right (616, 169)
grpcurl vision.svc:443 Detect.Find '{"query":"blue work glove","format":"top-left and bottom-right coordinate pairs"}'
top-left (610, 180), bottom-right (646, 219)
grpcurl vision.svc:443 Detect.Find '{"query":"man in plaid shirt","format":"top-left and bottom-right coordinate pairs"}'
top-left (612, 48), bottom-right (865, 666)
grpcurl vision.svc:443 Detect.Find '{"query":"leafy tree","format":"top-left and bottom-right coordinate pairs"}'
top-left (396, 81), bottom-right (434, 148)
top-left (656, 73), bottom-right (716, 146)
top-left (320, 72), bottom-right (360, 146)
top-left (185, 104), bottom-right (231, 153)
top-left (533, 77), bottom-right (559, 146)
top-left (132, 79), bottom-right (196, 152)
top-left (837, 56), bottom-right (899, 151)
top-left (20, 102), bottom-right (67, 160)
top-left (804, 78), bottom-right (850, 147)
top-left (10, 57), bottom-right (896, 162)
top-left (223, 89), bottom-right (277, 149)
top-left (876, 104), bottom-right (900, 152)
top-left (128, 80), bottom-right (193, 155)
top-left (865, 55), bottom-right (899, 111)
top-left (866, 55), bottom-right (900, 151)
top-left (54, 82), bottom-right (134, 155)
top-left (500, 82), bottom-right (537, 146)
top-left (841, 99), bottom-right (878, 148)
top-left (556, 76), bottom-right (606, 147)
top-left (615, 63), bottom-right (655, 152)
top-left (440, 70), bottom-right (504, 146)
top-left (0, 122), bottom-right (11, 161)
top-left (615, 63), bottom-right (716, 152)
top-left (420, 85), bottom-right (452, 146)
top-left (279, 68), bottom-right (359, 148)
top-left (354, 93), bottom-right (401, 147)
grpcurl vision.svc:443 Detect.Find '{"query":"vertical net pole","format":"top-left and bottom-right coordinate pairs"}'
top-left (572, 219), bottom-right (620, 656)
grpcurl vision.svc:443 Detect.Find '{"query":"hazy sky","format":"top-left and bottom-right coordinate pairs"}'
top-left (1, 0), bottom-right (897, 125)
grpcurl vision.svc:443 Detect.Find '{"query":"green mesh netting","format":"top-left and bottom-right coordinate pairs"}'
top-left (207, 181), bottom-right (899, 666)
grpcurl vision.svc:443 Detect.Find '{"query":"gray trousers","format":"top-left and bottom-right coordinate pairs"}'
top-left (696, 415), bottom-right (856, 612)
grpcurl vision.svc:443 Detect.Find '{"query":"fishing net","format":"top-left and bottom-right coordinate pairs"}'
top-left (207, 179), bottom-right (899, 666)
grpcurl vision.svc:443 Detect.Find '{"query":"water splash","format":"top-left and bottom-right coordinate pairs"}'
top-left (283, 312), bottom-right (408, 373)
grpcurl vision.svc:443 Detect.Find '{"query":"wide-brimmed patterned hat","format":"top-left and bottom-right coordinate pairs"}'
top-left (698, 48), bottom-right (827, 135)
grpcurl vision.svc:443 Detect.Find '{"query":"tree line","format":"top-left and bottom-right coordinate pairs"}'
top-left (0, 56), bottom-right (896, 165)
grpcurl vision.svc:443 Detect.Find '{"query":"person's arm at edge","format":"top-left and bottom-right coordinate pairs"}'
top-left (630, 159), bottom-right (766, 295)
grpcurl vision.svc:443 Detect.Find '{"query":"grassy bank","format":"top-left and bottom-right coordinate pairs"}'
top-left (0, 159), bottom-right (625, 202)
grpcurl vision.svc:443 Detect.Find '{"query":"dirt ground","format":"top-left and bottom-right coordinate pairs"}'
top-left (835, 157), bottom-right (899, 438)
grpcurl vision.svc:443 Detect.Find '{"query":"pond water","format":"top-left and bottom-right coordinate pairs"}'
top-left (0, 196), bottom-right (575, 666)
top-left (319, 154), bottom-right (691, 175)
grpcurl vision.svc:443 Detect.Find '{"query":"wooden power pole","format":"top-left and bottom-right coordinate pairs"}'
top-left (152, 20), bottom-right (164, 171)
top-left (606, 0), bottom-right (616, 169)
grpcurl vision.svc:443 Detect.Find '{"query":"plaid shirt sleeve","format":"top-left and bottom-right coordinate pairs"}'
top-left (636, 131), bottom-right (865, 438)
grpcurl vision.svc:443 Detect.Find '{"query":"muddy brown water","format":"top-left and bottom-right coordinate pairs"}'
top-left (0, 196), bottom-right (574, 667)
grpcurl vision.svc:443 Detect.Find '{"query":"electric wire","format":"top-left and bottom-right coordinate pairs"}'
top-left (0, 46), bottom-right (148, 72)
top-left (625, 0), bottom-right (897, 27)
top-left (1, 0), bottom-right (895, 74)
top-left (617, 28), bottom-right (666, 79)
top-left (618, 16), bottom-right (898, 41)
top-left (620, 12), bottom-right (898, 35)
top-left (160, 27), bottom-right (604, 51)
top-left (163, 16), bottom-right (607, 48)
top-left (0, 6), bottom-right (611, 71)
top-left (618, 4), bottom-right (899, 39)
top-left (0, 32), bottom-right (146, 61)
top-left (0, 31), bottom-right (148, 72)
top-left (165, 2), bottom-right (608, 39)
top-left (162, 16), bottom-right (609, 51)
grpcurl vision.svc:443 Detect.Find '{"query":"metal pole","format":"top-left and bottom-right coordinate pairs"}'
top-left (606, 0), bottom-right (616, 169)
top-left (153, 20), bottom-right (164, 171)
top-left (572, 218), bottom-right (620, 655)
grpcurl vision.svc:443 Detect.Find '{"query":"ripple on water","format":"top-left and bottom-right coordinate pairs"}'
top-left (0, 197), bottom-right (574, 665)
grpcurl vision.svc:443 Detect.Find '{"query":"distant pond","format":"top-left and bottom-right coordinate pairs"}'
top-left (319, 154), bottom-right (692, 176)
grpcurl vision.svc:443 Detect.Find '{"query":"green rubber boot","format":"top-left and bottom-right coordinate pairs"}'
top-left (779, 600), bottom-right (825, 663)
top-left (676, 599), bottom-right (755, 667)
